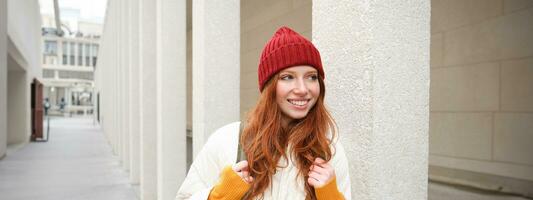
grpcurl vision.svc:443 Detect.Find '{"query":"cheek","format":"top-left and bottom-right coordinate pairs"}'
top-left (310, 83), bottom-right (321, 97)
top-left (275, 84), bottom-right (287, 104)
top-left (276, 83), bottom-right (291, 98)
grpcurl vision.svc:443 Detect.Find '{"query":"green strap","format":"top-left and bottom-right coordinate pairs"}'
top-left (236, 122), bottom-right (246, 162)
top-left (237, 122), bottom-right (251, 200)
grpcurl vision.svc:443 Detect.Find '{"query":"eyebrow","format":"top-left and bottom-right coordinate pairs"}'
top-left (280, 70), bottom-right (318, 75)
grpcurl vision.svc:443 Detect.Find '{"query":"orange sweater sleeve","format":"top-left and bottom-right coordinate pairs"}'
top-left (314, 176), bottom-right (344, 200)
top-left (208, 166), bottom-right (250, 200)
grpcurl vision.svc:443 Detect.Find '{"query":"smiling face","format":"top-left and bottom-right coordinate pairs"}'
top-left (276, 65), bottom-right (321, 125)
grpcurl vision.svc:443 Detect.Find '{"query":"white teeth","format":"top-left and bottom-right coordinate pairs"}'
top-left (289, 100), bottom-right (308, 106)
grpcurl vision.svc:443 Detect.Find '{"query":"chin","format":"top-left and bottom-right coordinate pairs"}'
top-left (287, 112), bottom-right (309, 120)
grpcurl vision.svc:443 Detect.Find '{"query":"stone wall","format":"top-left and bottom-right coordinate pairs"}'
top-left (429, 0), bottom-right (533, 191)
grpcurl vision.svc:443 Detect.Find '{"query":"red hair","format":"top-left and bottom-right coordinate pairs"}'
top-left (241, 74), bottom-right (336, 200)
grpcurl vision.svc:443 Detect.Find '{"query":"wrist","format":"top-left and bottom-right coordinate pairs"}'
top-left (314, 176), bottom-right (343, 200)
top-left (209, 166), bottom-right (250, 199)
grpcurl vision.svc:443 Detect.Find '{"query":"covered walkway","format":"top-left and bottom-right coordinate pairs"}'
top-left (0, 117), bottom-right (138, 200)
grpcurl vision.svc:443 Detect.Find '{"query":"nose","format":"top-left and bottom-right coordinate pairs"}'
top-left (292, 78), bottom-right (308, 95)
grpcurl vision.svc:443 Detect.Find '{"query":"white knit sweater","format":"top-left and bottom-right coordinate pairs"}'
top-left (175, 121), bottom-right (351, 200)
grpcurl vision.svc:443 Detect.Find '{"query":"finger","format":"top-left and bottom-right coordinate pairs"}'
top-left (308, 171), bottom-right (320, 179)
top-left (233, 160), bottom-right (249, 172)
top-left (314, 158), bottom-right (332, 169)
top-left (313, 160), bottom-right (333, 172)
top-left (240, 160), bottom-right (249, 171)
top-left (308, 171), bottom-right (327, 182)
top-left (242, 171), bottom-right (249, 179)
top-left (314, 157), bottom-right (326, 164)
top-left (310, 164), bottom-right (329, 175)
top-left (307, 176), bottom-right (321, 187)
top-left (246, 176), bottom-right (254, 183)
top-left (235, 171), bottom-right (244, 179)
top-left (310, 163), bottom-right (327, 174)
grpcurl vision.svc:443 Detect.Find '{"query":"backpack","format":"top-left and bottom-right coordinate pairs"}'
top-left (236, 122), bottom-right (247, 162)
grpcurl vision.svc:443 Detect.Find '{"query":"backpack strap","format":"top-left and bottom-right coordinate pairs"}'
top-left (236, 122), bottom-right (247, 162)
top-left (237, 122), bottom-right (252, 200)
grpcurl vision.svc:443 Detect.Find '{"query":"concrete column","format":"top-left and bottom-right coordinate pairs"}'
top-left (156, 0), bottom-right (187, 199)
top-left (129, 0), bottom-right (141, 184)
top-left (87, 42), bottom-right (92, 67)
top-left (57, 39), bottom-right (63, 66)
top-left (112, 0), bottom-right (119, 155)
top-left (140, 0), bottom-right (158, 198)
top-left (121, 0), bottom-right (131, 171)
top-left (63, 87), bottom-right (67, 106)
top-left (116, 0), bottom-right (122, 157)
top-left (192, 0), bottom-right (240, 158)
top-left (65, 86), bottom-right (70, 105)
top-left (74, 42), bottom-right (79, 66)
top-left (116, 0), bottom-right (123, 160)
top-left (81, 42), bottom-right (85, 67)
top-left (313, 1), bottom-right (430, 199)
top-left (0, 0), bottom-right (7, 158)
top-left (64, 40), bottom-right (70, 65)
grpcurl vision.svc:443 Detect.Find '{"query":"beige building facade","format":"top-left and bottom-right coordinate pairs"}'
top-left (0, 0), bottom-right (43, 158)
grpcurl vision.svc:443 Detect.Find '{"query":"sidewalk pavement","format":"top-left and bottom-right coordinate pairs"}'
top-left (429, 181), bottom-right (529, 200)
top-left (0, 116), bottom-right (138, 200)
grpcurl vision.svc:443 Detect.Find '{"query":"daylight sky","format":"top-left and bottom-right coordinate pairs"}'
top-left (39, 0), bottom-right (108, 24)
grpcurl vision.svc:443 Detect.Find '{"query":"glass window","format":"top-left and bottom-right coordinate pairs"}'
top-left (92, 44), bottom-right (98, 67)
top-left (62, 41), bottom-right (68, 65)
top-left (44, 40), bottom-right (57, 55)
top-left (43, 69), bottom-right (55, 78)
top-left (69, 42), bottom-right (75, 65)
top-left (78, 43), bottom-right (83, 66)
top-left (85, 44), bottom-right (91, 66)
top-left (92, 44), bottom-right (99, 55)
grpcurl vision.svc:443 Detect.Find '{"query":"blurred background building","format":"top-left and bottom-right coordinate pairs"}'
top-left (40, 9), bottom-right (100, 116)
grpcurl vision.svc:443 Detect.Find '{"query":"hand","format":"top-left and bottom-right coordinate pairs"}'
top-left (232, 160), bottom-right (254, 184)
top-left (308, 157), bottom-right (336, 188)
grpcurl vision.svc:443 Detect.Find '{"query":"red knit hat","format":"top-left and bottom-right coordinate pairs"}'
top-left (258, 26), bottom-right (324, 92)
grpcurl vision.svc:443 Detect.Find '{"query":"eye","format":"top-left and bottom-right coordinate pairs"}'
top-left (280, 74), bottom-right (293, 80)
top-left (308, 74), bottom-right (318, 81)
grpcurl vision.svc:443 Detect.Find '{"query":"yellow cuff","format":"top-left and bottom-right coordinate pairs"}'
top-left (315, 176), bottom-right (344, 200)
top-left (208, 166), bottom-right (250, 200)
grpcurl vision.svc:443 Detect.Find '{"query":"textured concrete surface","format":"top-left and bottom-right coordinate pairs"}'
top-left (0, 117), bottom-right (138, 200)
top-left (314, 0), bottom-right (430, 199)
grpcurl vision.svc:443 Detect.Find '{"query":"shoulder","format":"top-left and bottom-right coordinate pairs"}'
top-left (205, 121), bottom-right (240, 145)
top-left (326, 131), bottom-right (346, 159)
top-left (330, 138), bottom-right (349, 171)
top-left (203, 121), bottom-right (241, 165)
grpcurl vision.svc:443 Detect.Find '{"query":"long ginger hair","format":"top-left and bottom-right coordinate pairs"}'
top-left (241, 73), bottom-right (336, 200)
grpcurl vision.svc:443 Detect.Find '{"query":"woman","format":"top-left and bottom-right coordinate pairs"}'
top-left (176, 26), bottom-right (351, 200)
